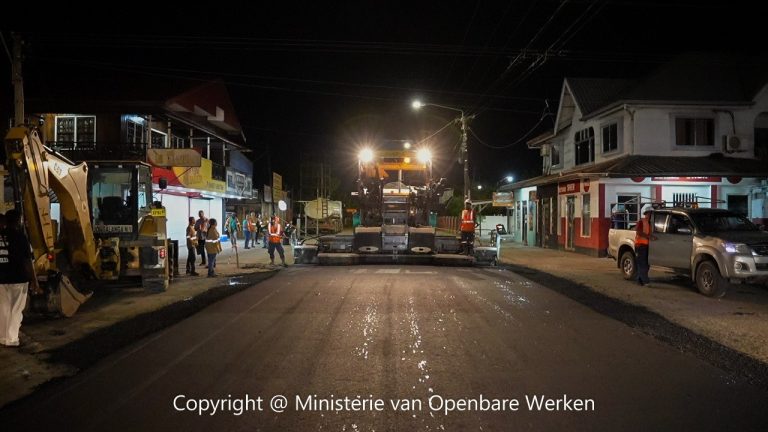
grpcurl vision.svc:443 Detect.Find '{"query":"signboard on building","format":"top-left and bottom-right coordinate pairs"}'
top-left (651, 177), bottom-right (722, 182)
top-left (272, 172), bottom-right (283, 202)
top-left (558, 180), bottom-right (580, 195)
top-left (226, 168), bottom-right (253, 198)
top-left (493, 192), bottom-right (514, 207)
top-left (151, 158), bottom-right (226, 194)
top-left (263, 185), bottom-right (272, 202)
top-left (147, 149), bottom-right (202, 167)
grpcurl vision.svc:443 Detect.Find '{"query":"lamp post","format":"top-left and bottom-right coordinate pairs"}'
top-left (496, 175), bottom-right (514, 188)
top-left (412, 100), bottom-right (474, 202)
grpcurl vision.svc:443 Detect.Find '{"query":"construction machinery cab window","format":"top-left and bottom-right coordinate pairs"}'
top-left (90, 164), bottom-right (151, 226)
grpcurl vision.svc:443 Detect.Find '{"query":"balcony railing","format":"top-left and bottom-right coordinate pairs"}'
top-left (48, 141), bottom-right (228, 182)
top-left (48, 141), bottom-right (148, 162)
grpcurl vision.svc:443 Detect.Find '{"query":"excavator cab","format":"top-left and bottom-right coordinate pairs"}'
top-left (87, 161), bottom-right (168, 291)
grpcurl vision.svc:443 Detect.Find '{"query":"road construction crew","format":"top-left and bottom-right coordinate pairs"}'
top-left (460, 200), bottom-right (476, 255)
top-left (267, 215), bottom-right (287, 267)
top-left (635, 205), bottom-right (653, 286)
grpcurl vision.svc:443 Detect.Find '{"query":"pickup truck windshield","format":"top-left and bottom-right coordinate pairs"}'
top-left (690, 212), bottom-right (758, 233)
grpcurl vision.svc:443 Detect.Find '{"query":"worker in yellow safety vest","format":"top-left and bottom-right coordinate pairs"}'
top-left (460, 200), bottom-right (476, 255)
top-left (267, 215), bottom-right (288, 267)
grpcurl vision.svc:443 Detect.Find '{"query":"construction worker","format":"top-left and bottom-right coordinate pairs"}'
top-left (635, 205), bottom-right (653, 286)
top-left (460, 200), bottom-right (476, 255)
top-left (267, 215), bottom-right (287, 267)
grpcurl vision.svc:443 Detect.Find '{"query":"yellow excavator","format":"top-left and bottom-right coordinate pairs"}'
top-left (4, 126), bottom-right (169, 317)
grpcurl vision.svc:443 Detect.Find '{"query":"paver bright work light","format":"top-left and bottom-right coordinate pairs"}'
top-left (417, 148), bottom-right (432, 163)
top-left (359, 148), bottom-right (374, 163)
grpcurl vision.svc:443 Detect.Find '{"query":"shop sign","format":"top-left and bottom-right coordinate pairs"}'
top-left (558, 180), bottom-right (580, 195)
top-left (147, 149), bottom-right (201, 168)
top-left (651, 177), bottom-right (722, 182)
top-left (492, 192), bottom-right (514, 207)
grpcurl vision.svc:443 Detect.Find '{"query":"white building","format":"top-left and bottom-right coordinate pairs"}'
top-left (500, 54), bottom-right (768, 256)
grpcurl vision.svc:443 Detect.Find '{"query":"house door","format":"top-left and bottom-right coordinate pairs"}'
top-left (566, 196), bottom-right (576, 250)
top-left (522, 201), bottom-right (528, 245)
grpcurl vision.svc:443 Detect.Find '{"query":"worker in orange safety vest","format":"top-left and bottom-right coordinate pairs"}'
top-left (635, 205), bottom-right (653, 286)
top-left (460, 200), bottom-right (476, 255)
top-left (267, 215), bottom-right (287, 267)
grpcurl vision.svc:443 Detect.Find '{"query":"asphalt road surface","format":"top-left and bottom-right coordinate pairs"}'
top-left (3, 265), bottom-right (768, 431)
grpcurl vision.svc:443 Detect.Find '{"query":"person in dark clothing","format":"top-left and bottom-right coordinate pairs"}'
top-left (194, 210), bottom-right (208, 266)
top-left (0, 210), bottom-right (42, 347)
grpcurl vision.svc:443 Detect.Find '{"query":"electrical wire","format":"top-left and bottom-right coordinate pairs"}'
top-left (468, 105), bottom-right (553, 150)
top-left (0, 31), bottom-right (12, 64)
top-left (440, 0), bottom-right (482, 93)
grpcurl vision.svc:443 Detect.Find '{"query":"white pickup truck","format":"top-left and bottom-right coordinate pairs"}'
top-left (607, 207), bottom-right (768, 297)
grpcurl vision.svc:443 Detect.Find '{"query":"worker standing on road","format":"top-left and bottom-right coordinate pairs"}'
top-left (267, 215), bottom-right (287, 267)
top-left (0, 210), bottom-right (42, 347)
top-left (195, 210), bottom-right (208, 266)
top-left (185, 217), bottom-right (199, 276)
top-left (635, 205), bottom-right (653, 286)
top-left (460, 200), bottom-right (476, 255)
top-left (205, 218), bottom-right (222, 277)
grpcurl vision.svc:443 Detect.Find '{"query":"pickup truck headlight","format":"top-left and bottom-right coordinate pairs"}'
top-left (723, 242), bottom-right (752, 254)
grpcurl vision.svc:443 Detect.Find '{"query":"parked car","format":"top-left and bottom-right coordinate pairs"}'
top-left (608, 207), bottom-right (768, 298)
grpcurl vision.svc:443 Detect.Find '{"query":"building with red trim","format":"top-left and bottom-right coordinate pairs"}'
top-left (499, 54), bottom-right (768, 256)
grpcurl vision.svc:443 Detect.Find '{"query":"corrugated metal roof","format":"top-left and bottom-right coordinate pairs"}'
top-left (499, 155), bottom-right (768, 191)
top-left (564, 53), bottom-right (768, 119)
top-left (565, 78), bottom-right (633, 117)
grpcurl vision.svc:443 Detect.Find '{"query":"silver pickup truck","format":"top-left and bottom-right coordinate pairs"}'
top-left (607, 207), bottom-right (768, 297)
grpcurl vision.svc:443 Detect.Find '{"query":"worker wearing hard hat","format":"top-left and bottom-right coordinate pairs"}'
top-left (267, 215), bottom-right (288, 267)
top-left (635, 205), bottom-right (653, 286)
top-left (460, 200), bottom-right (477, 255)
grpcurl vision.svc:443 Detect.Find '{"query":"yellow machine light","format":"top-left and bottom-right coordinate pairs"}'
top-left (417, 148), bottom-right (432, 163)
top-left (359, 148), bottom-right (374, 163)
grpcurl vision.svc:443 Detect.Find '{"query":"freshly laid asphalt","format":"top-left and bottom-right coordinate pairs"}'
top-left (2, 265), bottom-right (767, 431)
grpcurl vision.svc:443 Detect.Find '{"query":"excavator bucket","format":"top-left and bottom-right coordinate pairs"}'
top-left (28, 274), bottom-right (92, 318)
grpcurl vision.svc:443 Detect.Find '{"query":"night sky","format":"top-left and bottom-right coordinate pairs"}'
top-left (2, 1), bottom-right (764, 196)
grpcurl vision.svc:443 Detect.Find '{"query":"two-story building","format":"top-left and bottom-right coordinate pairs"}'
top-left (500, 54), bottom-right (768, 256)
top-left (26, 79), bottom-right (254, 244)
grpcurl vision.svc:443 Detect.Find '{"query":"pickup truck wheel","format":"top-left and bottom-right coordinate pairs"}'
top-left (620, 250), bottom-right (637, 281)
top-left (695, 260), bottom-right (728, 298)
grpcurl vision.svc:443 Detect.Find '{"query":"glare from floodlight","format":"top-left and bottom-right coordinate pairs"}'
top-left (506, 176), bottom-right (514, 183)
top-left (403, 141), bottom-right (411, 149)
top-left (412, 100), bottom-right (424, 110)
top-left (359, 148), bottom-right (374, 163)
top-left (417, 148), bottom-right (432, 163)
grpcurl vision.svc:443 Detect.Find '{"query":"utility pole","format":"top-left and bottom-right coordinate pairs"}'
top-left (11, 33), bottom-right (24, 126)
top-left (459, 113), bottom-right (470, 202)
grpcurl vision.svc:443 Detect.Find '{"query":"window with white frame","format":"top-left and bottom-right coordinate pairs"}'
top-left (581, 194), bottom-right (591, 237)
top-left (574, 127), bottom-right (595, 165)
top-left (551, 142), bottom-right (562, 167)
top-left (172, 135), bottom-right (185, 148)
top-left (124, 116), bottom-right (147, 144)
top-left (150, 129), bottom-right (167, 148)
top-left (55, 115), bottom-right (96, 146)
top-left (601, 122), bottom-right (619, 153)
top-left (675, 117), bottom-right (714, 147)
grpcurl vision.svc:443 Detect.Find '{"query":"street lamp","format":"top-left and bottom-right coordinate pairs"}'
top-left (412, 99), bottom-right (474, 202)
top-left (496, 175), bottom-right (514, 188)
top-left (476, 184), bottom-right (483, 190)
